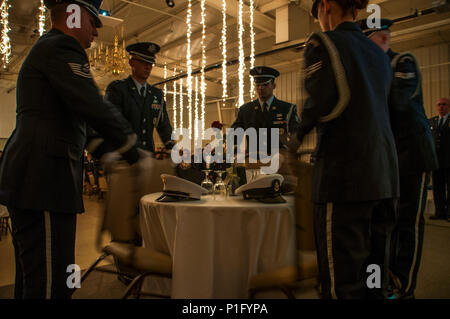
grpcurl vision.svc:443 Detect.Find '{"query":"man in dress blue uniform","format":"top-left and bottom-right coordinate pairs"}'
top-left (360, 18), bottom-right (438, 299)
top-left (98, 42), bottom-right (174, 284)
top-left (231, 66), bottom-right (300, 159)
top-left (429, 97), bottom-right (450, 221)
top-left (0, 0), bottom-right (139, 298)
top-left (102, 42), bottom-right (175, 155)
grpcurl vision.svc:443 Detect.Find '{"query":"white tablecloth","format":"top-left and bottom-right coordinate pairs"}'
top-left (139, 193), bottom-right (296, 299)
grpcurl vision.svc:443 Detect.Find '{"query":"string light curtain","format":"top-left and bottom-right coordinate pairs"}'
top-left (194, 76), bottom-right (199, 140)
top-left (186, 0), bottom-right (193, 139)
top-left (173, 68), bottom-right (177, 130)
top-left (237, 0), bottom-right (245, 107)
top-left (38, 0), bottom-right (46, 36)
top-left (200, 0), bottom-right (207, 138)
top-left (0, 0), bottom-right (11, 69)
top-left (179, 77), bottom-right (184, 130)
top-left (163, 63), bottom-right (167, 101)
top-left (249, 0), bottom-right (255, 100)
top-left (220, 0), bottom-right (227, 107)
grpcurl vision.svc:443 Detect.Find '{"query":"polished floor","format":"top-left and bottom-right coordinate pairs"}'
top-left (0, 193), bottom-right (449, 299)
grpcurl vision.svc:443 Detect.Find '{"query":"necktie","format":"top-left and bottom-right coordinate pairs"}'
top-left (438, 117), bottom-right (443, 130)
top-left (140, 86), bottom-right (146, 97)
top-left (262, 102), bottom-right (268, 112)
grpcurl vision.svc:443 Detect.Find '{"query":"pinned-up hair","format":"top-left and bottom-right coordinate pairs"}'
top-left (312, 0), bottom-right (369, 19)
top-left (335, 0), bottom-right (369, 18)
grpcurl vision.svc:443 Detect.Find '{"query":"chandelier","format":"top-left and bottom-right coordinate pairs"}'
top-left (89, 34), bottom-right (128, 76)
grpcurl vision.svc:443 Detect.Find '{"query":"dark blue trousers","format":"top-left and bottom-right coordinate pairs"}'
top-left (9, 208), bottom-right (76, 299)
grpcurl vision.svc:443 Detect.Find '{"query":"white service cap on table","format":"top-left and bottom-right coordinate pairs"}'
top-left (156, 174), bottom-right (209, 202)
top-left (235, 174), bottom-right (285, 203)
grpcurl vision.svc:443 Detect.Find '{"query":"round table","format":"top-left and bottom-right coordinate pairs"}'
top-left (139, 192), bottom-right (296, 299)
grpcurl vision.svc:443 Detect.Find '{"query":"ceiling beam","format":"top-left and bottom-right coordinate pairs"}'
top-left (124, 1), bottom-right (194, 42)
top-left (203, 0), bottom-right (275, 35)
top-left (259, 0), bottom-right (289, 13)
top-left (160, 17), bottom-right (237, 53)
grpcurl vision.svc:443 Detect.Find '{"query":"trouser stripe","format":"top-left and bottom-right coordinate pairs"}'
top-left (326, 203), bottom-right (337, 299)
top-left (44, 211), bottom-right (52, 299)
top-left (405, 172), bottom-right (425, 293)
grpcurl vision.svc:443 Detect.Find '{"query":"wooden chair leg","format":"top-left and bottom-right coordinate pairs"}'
top-left (80, 252), bottom-right (109, 284)
top-left (280, 286), bottom-right (296, 299)
top-left (122, 273), bottom-right (146, 299)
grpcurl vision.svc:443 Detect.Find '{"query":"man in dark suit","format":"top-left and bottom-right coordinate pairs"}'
top-left (103, 42), bottom-right (174, 155)
top-left (0, 0), bottom-right (139, 298)
top-left (429, 97), bottom-right (450, 221)
top-left (360, 18), bottom-right (438, 299)
top-left (231, 66), bottom-right (300, 159)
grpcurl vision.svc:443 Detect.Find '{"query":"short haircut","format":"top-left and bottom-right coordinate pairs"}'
top-left (50, 3), bottom-right (70, 25)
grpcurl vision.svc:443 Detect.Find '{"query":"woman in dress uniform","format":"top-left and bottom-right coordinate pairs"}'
top-left (295, 0), bottom-right (400, 298)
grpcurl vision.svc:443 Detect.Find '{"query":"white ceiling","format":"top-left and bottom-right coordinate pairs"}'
top-left (1, 0), bottom-right (449, 96)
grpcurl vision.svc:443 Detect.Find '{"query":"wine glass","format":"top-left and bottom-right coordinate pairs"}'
top-left (213, 171), bottom-right (227, 201)
top-left (201, 169), bottom-right (214, 195)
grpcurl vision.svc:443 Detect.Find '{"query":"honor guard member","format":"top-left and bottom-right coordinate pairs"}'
top-left (0, 0), bottom-right (139, 299)
top-left (429, 98), bottom-right (450, 221)
top-left (101, 42), bottom-right (174, 284)
top-left (231, 66), bottom-right (300, 159)
top-left (103, 42), bottom-right (175, 154)
top-left (360, 18), bottom-right (438, 299)
top-left (292, 0), bottom-right (399, 299)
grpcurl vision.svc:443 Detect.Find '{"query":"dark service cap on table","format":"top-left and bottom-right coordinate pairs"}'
top-left (235, 174), bottom-right (286, 204)
top-left (250, 66), bottom-right (280, 85)
top-left (126, 42), bottom-right (161, 65)
top-left (44, 0), bottom-right (103, 28)
top-left (156, 174), bottom-right (209, 202)
top-left (358, 18), bottom-right (394, 37)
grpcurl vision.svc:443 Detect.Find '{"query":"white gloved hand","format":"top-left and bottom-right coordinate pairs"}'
top-left (101, 151), bottom-right (121, 170)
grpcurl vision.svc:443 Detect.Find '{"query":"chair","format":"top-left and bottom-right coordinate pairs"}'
top-left (0, 205), bottom-right (11, 241)
top-left (248, 160), bottom-right (319, 299)
top-left (79, 155), bottom-right (173, 299)
top-left (87, 173), bottom-right (98, 198)
top-left (97, 176), bottom-right (108, 200)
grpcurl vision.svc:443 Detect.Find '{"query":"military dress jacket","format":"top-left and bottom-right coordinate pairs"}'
top-left (231, 97), bottom-right (299, 156)
top-left (104, 76), bottom-right (173, 153)
top-left (429, 115), bottom-right (450, 169)
top-left (0, 29), bottom-right (133, 214)
top-left (297, 22), bottom-right (399, 203)
top-left (387, 49), bottom-right (438, 175)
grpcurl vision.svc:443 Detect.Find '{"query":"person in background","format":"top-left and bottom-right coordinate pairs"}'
top-left (429, 98), bottom-right (450, 222)
top-left (359, 18), bottom-right (438, 299)
top-left (231, 66), bottom-right (300, 159)
top-left (102, 42), bottom-right (175, 156)
top-left (0, 0), bottom-right (138, 299)
top-left (292, 0), bottom-right (399, 298)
